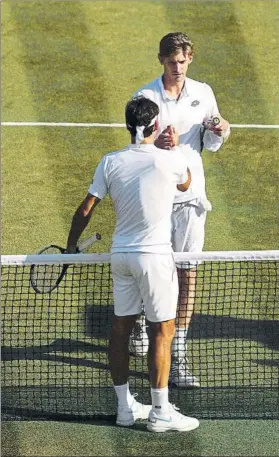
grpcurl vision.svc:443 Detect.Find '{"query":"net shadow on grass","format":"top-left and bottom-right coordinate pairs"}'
top-left (2, 311), bottom-right (278, 421)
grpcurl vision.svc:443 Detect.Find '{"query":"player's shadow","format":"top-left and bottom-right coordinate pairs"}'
top-left (2, 308), bottom-right (277, 368)
top-left (1, 339), bottom-right (107, 365)
top-left (189, 313), bottom-right (279, 352)
top-left (84, 304), bottom-right (279, 353)
top-left (84, 303), bottom-right (114, 339)
top-left (1, 337), bottom-right (148, 380)
top-left (2, 304), bottom-right (278, 421)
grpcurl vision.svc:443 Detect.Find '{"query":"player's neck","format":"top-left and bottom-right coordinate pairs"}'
top-left (131, 136), bottom-right (154, 145)
top-left (141, 137), bottom-right (154, 144)
top-left (162, 74), bottom-right (185, 98)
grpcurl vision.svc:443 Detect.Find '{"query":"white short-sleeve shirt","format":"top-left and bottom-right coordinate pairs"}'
top-left (89, 144), bottom-right (188, 253)
top-left (134, 76), bottom-right (224, 203)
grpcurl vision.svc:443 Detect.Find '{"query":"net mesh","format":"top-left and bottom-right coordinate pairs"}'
top-left (1, 251), bottom-right (279, 421)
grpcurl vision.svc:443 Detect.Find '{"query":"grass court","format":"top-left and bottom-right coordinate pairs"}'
top-left (2, 1), bottom-right (279, 456)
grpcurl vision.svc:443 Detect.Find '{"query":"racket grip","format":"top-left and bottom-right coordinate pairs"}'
top-left (203, 116), bottom-right (220, 129)
top-left (78, 233), bottom-right (101, 252)
top-left (211, 116), bottom-right (220, 126)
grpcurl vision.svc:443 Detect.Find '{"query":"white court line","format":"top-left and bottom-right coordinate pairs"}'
top-left (1, 121), bottom-right (279, 129)
top-left (1, 122), bottom-right (125, 128)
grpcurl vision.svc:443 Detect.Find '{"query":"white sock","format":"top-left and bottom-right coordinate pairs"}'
top-left (172, 327), bottom-right (188, 359)
top-left (114, 383), bottom-right (134, 409)
top-left (151, 386), bottom-right (169, 417)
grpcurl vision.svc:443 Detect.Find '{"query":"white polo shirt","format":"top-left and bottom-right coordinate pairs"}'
top-left (134, 76), bottom-right (225, 203)
top-left (89, 144), bottom-right (188, 253)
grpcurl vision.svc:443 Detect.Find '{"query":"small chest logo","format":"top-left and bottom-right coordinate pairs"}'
top-left (191, 100), bottom-right (200, 107)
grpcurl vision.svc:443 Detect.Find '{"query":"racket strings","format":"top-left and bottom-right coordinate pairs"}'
top-left (30, 246), bottom-right (65, 293)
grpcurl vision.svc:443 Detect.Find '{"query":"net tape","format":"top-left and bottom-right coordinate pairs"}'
top-left (2, 250), bottom-right (279, 265)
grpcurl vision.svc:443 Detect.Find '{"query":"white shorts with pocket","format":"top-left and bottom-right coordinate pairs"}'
top-left (111, 252), bottom-right (178, 322)
top-left (171, 201), bottom-right (208, 269)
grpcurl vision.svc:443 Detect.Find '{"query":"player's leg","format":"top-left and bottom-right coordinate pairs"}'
top-left (177, 266), bottom-right (196, 330)
top-left (170, 203), bottom-right (207, 388)
top-left (109, 252), bottom-right (152, 426)
top-left (134, 252), bottom-right (199, 432)
top-left (129, 308), bottom-right (149, 357)
top-left (148, 319), bottom-right (175, 389)
top-left (109, 314), bottom-right (138, 386)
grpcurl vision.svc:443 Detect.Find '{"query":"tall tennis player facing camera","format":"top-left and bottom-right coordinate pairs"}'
top-left (130, 32), bottom-right (230, 389)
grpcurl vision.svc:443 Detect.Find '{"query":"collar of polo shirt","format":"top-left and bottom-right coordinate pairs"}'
top-left (159, 76), bottom-right (189, 102)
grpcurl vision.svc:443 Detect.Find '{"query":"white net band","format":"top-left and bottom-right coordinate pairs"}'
top-left (1, 250), bottom-right (279, 265)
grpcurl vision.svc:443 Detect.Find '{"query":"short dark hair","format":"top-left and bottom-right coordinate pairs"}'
top-left (125, 96), bottom-right (159, 138)
top-left (159, 32), bottom-right (194, 58)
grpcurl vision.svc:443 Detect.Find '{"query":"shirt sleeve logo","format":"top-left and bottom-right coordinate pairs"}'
top-left (191, 100), bottom-right (200, 107)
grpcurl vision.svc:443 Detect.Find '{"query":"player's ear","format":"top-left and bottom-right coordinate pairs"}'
top-left (158, 53), bottom-right (163, 65)
top-left (154, 119), bottom-right (159, 132)
top-left (187, 52), bottom-right (194, 64)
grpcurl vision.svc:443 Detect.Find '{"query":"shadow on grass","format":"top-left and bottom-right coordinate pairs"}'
top-left (85, 304), bottom-right (279, 352)
top-left (1, 337), bottom-right (148, 381)
top-left (10, 1), bottom-right (121, 238)
top-left (1, 422), bottom-right (20, 457)
top-left (2, 309), bottom-right (278, 421)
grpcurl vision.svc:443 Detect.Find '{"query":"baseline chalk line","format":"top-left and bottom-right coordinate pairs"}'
top-left (1, 122), bottom-right (279, 129)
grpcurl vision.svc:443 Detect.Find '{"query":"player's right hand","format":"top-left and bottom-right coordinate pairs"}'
top-left (154, 125), bottom-right (178, 150)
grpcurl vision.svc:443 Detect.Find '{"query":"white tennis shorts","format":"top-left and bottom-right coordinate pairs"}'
top-left (171, 201), bottom-right (207, 269)
top-left (111, 252), bottom-right (178, 322)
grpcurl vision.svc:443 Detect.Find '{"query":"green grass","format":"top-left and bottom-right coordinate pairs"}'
top-left (2, 0), bottom-right (279, 254)
top-left (1, 0), bottom-right (279, 456)
top-left (2, 420), bottom-right (279, 457)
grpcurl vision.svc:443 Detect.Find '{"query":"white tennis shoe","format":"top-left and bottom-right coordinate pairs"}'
top-left (170, 357), bottom-right (200, 388)
top-left (147, 404), bottom-right (199, 433)
top-left (116, 395), bottom-right (152, 427)
top-left (129, 314), bottom-right (149, 356)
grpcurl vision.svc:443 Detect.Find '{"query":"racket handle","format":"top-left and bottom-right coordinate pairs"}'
top-left (78, 233), bottom-right (101, 252)
top-left (203, 116), bottom-right (220, 129)
top-left (211, 116), bottom-right (220, 126)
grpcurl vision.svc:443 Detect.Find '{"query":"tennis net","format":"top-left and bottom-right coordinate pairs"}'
top-left (1, 251), bottom-right (279, 421)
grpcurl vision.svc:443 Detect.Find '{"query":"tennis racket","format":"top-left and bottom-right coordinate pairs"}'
top-left (30, 233), bottom-right (101, 294)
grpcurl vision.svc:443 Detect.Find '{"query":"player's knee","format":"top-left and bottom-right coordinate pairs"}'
top-left (112, 314), bottom-right (137, 338)
top-left (149, 319), bottom-right (176, 341)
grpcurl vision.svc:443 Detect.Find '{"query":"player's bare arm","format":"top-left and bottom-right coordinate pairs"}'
top-left (67, 194), bottom-right (101, 252)
top-left (177, 168), bottom-right (192, 192)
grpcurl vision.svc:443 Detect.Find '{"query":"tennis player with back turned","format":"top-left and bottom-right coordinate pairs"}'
top-left (66, 96), bottom-right (199, 433)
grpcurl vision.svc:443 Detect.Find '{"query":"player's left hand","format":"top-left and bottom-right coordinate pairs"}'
top-left (213, 116), bottom-right (229, 137)
top-left (204, 116), bottom-right (230, 137)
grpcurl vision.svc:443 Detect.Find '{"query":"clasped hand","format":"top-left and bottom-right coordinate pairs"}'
top-left (154, 125), bottom-right (179, 150)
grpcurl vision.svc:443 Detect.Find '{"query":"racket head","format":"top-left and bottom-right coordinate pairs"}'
top-left (30, 245), bottom-right (68, 294)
